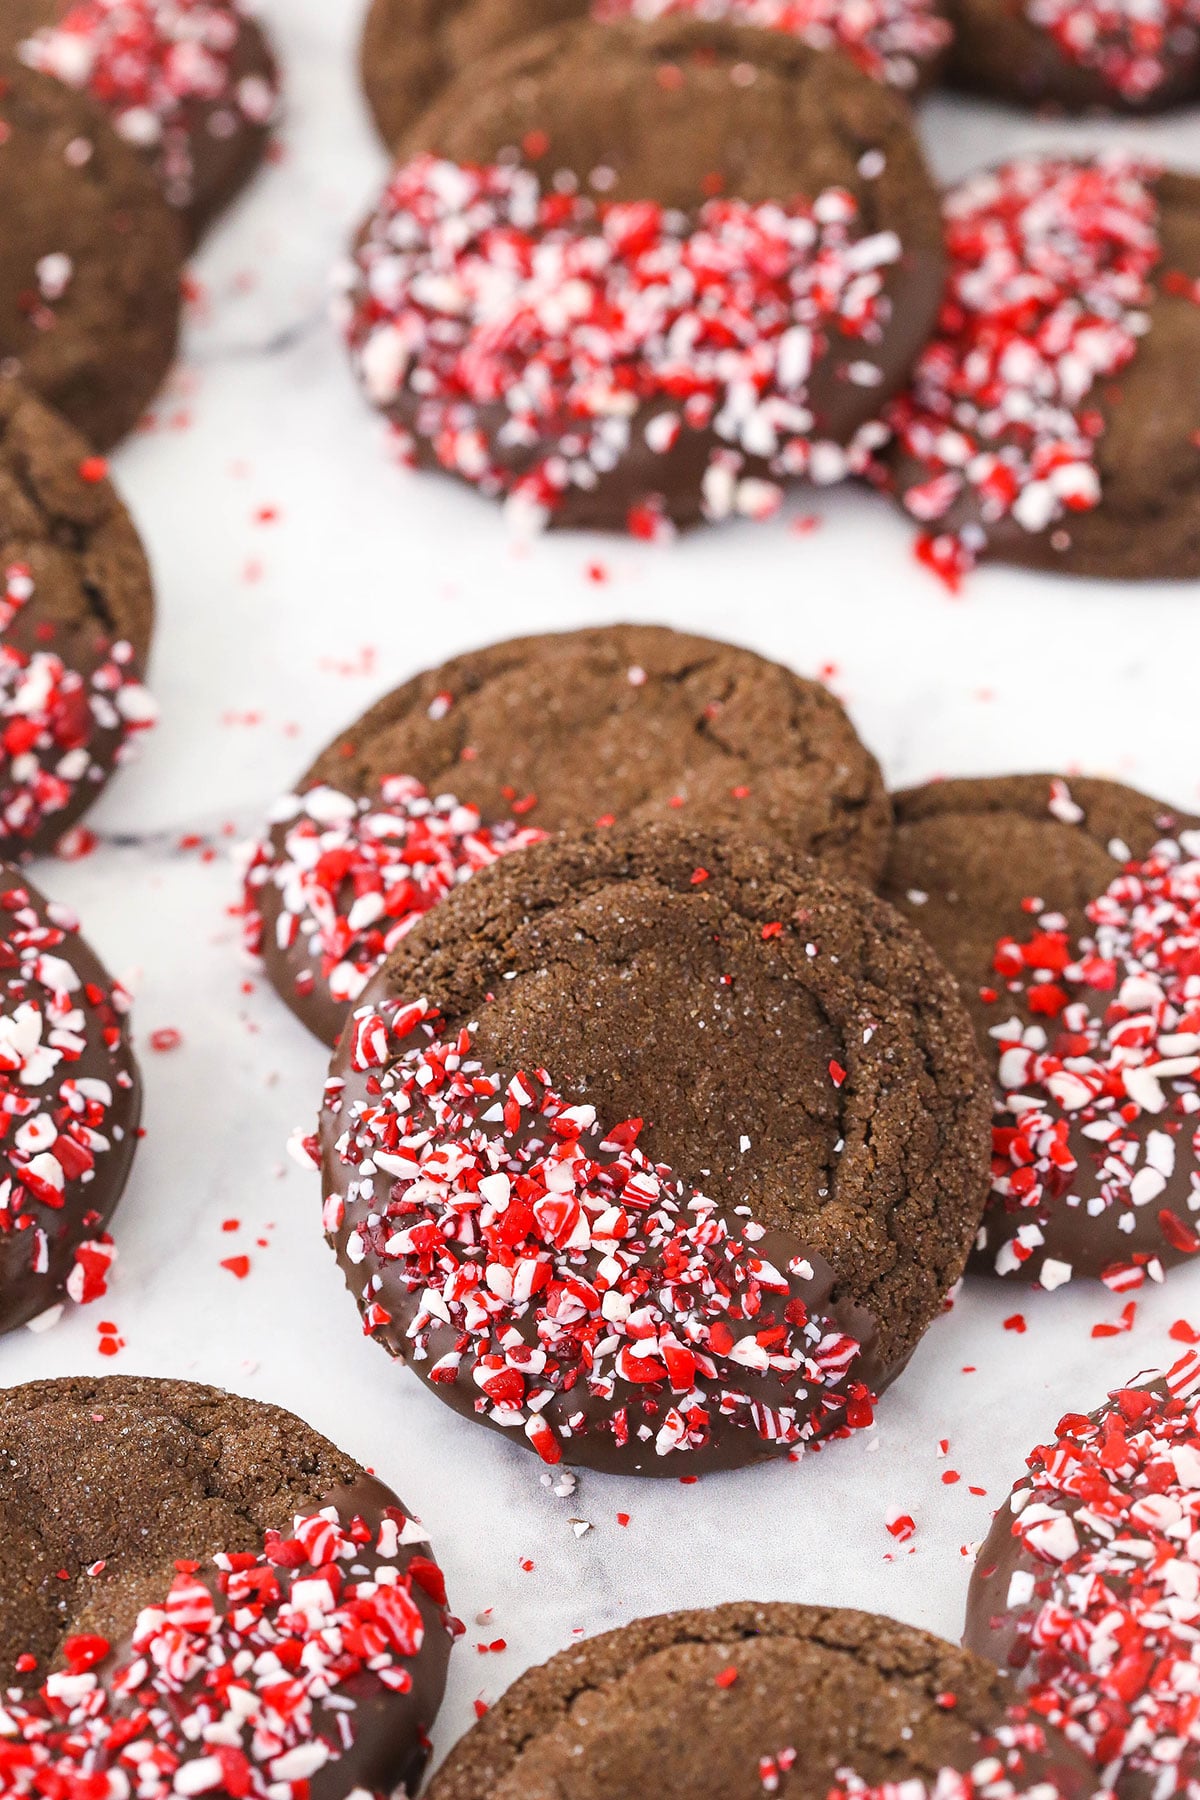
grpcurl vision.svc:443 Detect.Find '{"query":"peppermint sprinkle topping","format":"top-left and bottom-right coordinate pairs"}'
top-left (318, 998), bottom-right (874, 1467)
top-left (0, 882), bottom-right (131, 1323)
top-left (886, 156), bottom-right (1161, 583)
top-left (1, 564), bottom-right (155, 856)
top-left (1024, 0), bottom-right (1200, 103)
top-left (595, 0), bottom-right (952, 90)
top-left (995, 1349), bottom-right (1200, 1791)
top-left (338, 155), bottom-right (899, 534)
top-left (20, 0), bottom-right (278, 211)
top-left (242, 777), bottom-right (543, 1010)
top-left (0, 1505), bottom-right (446, 1800)
top-left (986, 811), bottom-right (1200, 1283)
top-left (831, 1753), bottom-right (1070, 1800)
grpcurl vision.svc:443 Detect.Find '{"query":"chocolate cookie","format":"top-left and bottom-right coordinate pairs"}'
top-left (10, 0), bottom-right (280, 243)
top-left (881, 773), bottom-right (1200, 1290)
top-left (966, 1349), bottom-right (1200, 1800)
top-left (0, 65), bottom-right (183, 450)
top-left (312, 821), bottom-right (989, 1475)
top-left (0, 1375), bottom-right (453, 1800)
top-left (948, 0), bottom-right (1200, 110)
top-left (0, 868), bottom-right (139, 1333)
top-left (338, 17), bottom-right (944, 534)
top-left (427, 1601), bottom-right (1095, 1800)
top-left (882, 158), bottom-right (1200, 584)
top-left (0, 380), bottom-right (155, 859)
top-left (244, 625), bottom-right (892, 1046)
top-left (360, 0), bottom-right (953, 155)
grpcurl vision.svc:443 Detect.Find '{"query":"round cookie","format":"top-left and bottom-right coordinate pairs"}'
top-left (0, 65), bottom-right (184, 450)
top-left (881, 773), bottom-right (1200, 1289)
top-left (0, 867), bottom-right (139, 1333)
top-left (10, 0), bottom-right (280, 244)
top-left (243, 625), bottom-right (893, 1046)
top-left (0, 379), bottom-right (155, 859)
top-left (427, 1602), bottom-right (1095, 1800)
top-left (966, 1350), bottom-right (1200, 1800)
top-left (882, 157), bottom-right (1200, 584)
top-left (0, 1375), bottom-right (453, 1800)
top-left (359, 0), bottom-right (953, 154)
top-left (338, 17), bottom-right (945, 534)
top-left (948, 0), bottom-right (1200, 111)
top-left (313, 821), bottom-right (990, 1475)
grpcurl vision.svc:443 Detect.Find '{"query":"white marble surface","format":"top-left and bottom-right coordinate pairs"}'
top-left (9, 0), bottom-right (1200, 1772)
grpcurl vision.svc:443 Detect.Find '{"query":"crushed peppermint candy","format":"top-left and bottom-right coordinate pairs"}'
top-left (337, 154), bottom-right (900, 534)
top-left (315, 997), bottom-right (874, 1468)
top-left (0, 1503), bottom-right (449, 1800)
top-left (595, 0), bottom-right (952, 90)
top-left (19, 0), bottom-right (279, 214)
top-left (241, 776), bottom-right (544, 1014)
top-left (1023, 0), bottom-right (1200, 104)
top-left (984, 816), bottom-right (1200, 1285)
top-left (829, 1752), bottom-right (1075, 1800)
top-left (0, 880), bottom-right (134, 1331)
top-left (884, 155), bottom-right (1162, 583)
top-left (984, 1348), bottom-right (1200, 1793)
top-left (1, 563), bottom-right (156, 858)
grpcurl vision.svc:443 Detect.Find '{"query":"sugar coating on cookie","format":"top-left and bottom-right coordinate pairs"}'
top-left (983, 819), bottom-right (1200, 1290)
top-left (310, 996), bottom-right (876, 1468)
top-left (18, 0), bottom-right (279, 223)
top-left (966, 1350), bottom-right (1200, 1797)
top-left (242, 777), bottom-right (544, 1024)
top-left (0, 878), bottom-right (136, 1333)
top-left (595, 0), bottom-right (952, 88)
top-left (0, 564), bottom-right (155, 857)
top-left (340, 155), bottom-right (902, 534)
top-left (884, 155), bottom-right (1161, 585)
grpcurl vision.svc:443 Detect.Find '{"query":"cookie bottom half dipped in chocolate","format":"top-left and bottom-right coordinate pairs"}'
top-left (0, 1375), bottom-right (453, 1800)
top-left (966, 1349), bottom-right (1200, 1800)
top-left (0, 380), bottom-right (155, 859)
top-left (947, 0), bottom-right (1200, 112)
top-left (0, 867), bottom-right (139, 1334)
top-left (0, 66), bottom-right (183, 450)
top-left (882, 157), bottom-right (1200, 584)
top-left (427, 1602), bottom-right (1095, 1800)
top-left (8, 0), bottom-right (281, 243)
top-left (312, 821), bottom-right (990, 1475)
top-left (359, 0), bottom-right (953, 155)
top-left (881, 774), bottom-right (1200, 1290)
top-left (243, 624), bottom-right (892, 1047)
top-left (339, 16), bottom-right (944, 534)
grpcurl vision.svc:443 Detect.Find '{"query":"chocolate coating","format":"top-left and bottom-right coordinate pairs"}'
top-left (881, 774), bottom-right (1200, 1285)
top-left (427, 1602), bottom-right (1096, 1800)
top-left (947, 0), bottom-right (1200, 111)
top-left (0, 1376), bottom-right (452, 1800)
top-left (319, 822), bottom-right (991, 1475)
top-left (354, 17), bottom-right (944, 532)
top-left (0, 65), bottom-right (183, 450)
top-left (253, 624), bottom-right (892, 1047)
top-left (0, 377), bottom-right (154, 857)
top-left (0, 867), bottom-right (140, 1333)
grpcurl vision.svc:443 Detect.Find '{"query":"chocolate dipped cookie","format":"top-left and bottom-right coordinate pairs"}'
top-left (427, 1602), bottom-right (1094, 1800)
top-left (244, 625), bottom-right (891, 1046)
top-left (339, 16), bottom-right (945, 534)
top-left (967, 1349), bottom-right (1200, 1800)
top-left (0, 65), bottom-right (183, 450)
top-left (0, 1376), bottom-right (453, 1800)
top-left (883, 157), bottom-right (1200, 583)
top-left (0, 379), bottom-right (155, 859)
top-left (9, 0), bottom-right (280, 243)
top-left (311, 822), bottom-right (990, 1475)
top-left (0, 868), bottom-right (139, 1333)
top-left (360, 0), bottom-right (953, 154)
top-left (948, 0), bottom-right (1200, 111)
top-left (881, 773), bottom-right (1200, 1289)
